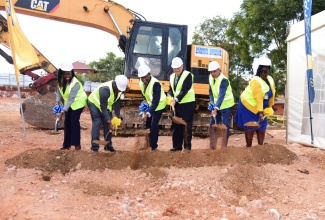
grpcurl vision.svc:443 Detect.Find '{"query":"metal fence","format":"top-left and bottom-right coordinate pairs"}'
top-left (0, 73), bottom-right (100, 92)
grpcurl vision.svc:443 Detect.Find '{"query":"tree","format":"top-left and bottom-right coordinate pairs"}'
top-left (227, 0), bottom-right (325, 95)
top-left (88, 52), bottom-right (123, 82)
top-left (191, 16), bottom-right (248, 101)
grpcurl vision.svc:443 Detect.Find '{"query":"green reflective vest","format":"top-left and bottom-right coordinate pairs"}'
top-left (209, 73), bottom-right (234, 110)
top-left (169, 70), bottom-right (195, 104)
top-left (88, 81), bottom-right (121, 112)
top-left (139, 76), bottom-right (166, 111)
top-left (241, 75), bottom-right (276, 113)
top-left (59, 77), bottom-right (87, 110)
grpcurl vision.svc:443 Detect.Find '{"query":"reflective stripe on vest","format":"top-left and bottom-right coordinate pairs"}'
top-left (208, 73), bottom-right (234, 110)
top-left (59, 77), bottom-right (87, 110)
top-left (169, 70), bottom-right (195, 104)
top-left (88, 81), bottom-right (121, 112)
top-left (242, 76), bottom-right (272, 107)
top-left (139, 76), bottom-right (167, 111)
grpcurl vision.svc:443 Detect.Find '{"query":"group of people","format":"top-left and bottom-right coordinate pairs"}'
top-left (56, 55), bottom-right (275, 152)
top-left (55, 61), bottom-right (128, 152)
top-left (137, 56), bottom-right (276, 151)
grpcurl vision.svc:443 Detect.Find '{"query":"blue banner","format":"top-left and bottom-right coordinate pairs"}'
top-left (304, 0), bottom-right (315, 103)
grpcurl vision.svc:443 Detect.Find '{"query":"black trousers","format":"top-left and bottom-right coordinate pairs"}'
top-left (172, 101), bottom-right (196, 150)
top-left (63, 107), bottom-right (84, 147)
top-left (146, 109), bottom-right (164, 149)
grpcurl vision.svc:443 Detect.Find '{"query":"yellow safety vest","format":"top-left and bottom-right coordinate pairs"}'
top-left (241, 75), bottom-right (276, 113)
top-left (209, 73), bottom-right (234, 110)
top-left (139, 76), bottom-right (167, 111)
top-left (88, 81), bottom-right (121, 112)
top-left (59, 77), bottom-right (87, 110)
top-left (170, 70), bottom-right (195, 104)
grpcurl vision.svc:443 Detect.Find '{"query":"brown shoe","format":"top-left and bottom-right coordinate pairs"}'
top-left (75, 146), bottom-right (81, 151)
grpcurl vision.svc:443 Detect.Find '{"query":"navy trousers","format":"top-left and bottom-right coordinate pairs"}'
top-left (172, 101), bottom-right (196, 150)
top-left (145, 109), bottom-right (164, 150)
top-left (63, 107), bottom-right (84, 148)
top-left (87, 101), bottom-right (113, 151)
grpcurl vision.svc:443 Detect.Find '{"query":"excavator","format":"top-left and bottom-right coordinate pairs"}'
top-left (0, 0), bottom-right (229, 136)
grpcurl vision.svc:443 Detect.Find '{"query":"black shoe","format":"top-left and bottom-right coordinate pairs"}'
top-left (183, 148), bottom-right (191, 152)
top-left (91, 149), bottom-right (98, 152)
top-left (170, 148), bottom-right (182, 152)
top-left (151, 148), bottom-right (157, 151)
top-left (104, 146), bottom-right (116, 152)
top-left (60, 146), bottom-right (70, 150)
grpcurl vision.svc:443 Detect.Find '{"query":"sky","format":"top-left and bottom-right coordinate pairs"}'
top-left (0, 0), bottom-right (243, 73)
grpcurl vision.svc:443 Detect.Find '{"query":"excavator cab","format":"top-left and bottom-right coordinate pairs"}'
top-left (123, 20), bottom-right (188, 95)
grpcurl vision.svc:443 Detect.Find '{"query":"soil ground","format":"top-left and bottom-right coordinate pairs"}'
top-left (1, 97), bottom-right (325, 220)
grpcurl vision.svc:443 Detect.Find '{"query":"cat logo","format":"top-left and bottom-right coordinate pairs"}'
top-left (15, 0), bottom-right (60, 14)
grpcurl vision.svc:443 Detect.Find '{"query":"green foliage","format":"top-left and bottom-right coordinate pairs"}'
top-left (74, 73), bottom-right (86, 85)
top-left (192, 0), bottom-right (325, 96)
top-left (87, 52), bottom-right (123, 82)
top-left (227, 0), bottom-right (325, 95)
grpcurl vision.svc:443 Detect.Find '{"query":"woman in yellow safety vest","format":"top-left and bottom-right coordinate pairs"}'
top-left (234, 57), bottom-right (276, 147)
top-left (56, 61), bottom-right (87, 150)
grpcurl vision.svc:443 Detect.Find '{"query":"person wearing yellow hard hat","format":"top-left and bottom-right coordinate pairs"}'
top-left (234, 57), bottom-right (276, 147)
top-left (56, 61), bottom-right (87, 151)
top-left (168, 57), bottom-right (196, 152)
top-left (208, 61), bottom-right (235, 148)
top-left (138, 64), bottom-right (167, 151)
top-left (87, 75), bottom-right (128, 152)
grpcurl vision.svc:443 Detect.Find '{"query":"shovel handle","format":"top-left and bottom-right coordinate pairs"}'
top-left (171, 104), bottom-right (176, 116)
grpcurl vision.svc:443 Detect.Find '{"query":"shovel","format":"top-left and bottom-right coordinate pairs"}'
top-left (210, 113), bottom-right (218, 149)
top-left (92, 130), bottom-right (111, 145)
top-left (170, 105), bottom-right (187, 125)
top-left (244, 115), bottom-right (267, 128)
top-left (134, 112), bottom-right (150, 136)
top-left (47, 117), bottom-right (61, 135)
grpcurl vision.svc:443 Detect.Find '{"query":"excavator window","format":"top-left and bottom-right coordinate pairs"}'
top-left (133, 26), bottom-right (162, 55)
top-left (168, 27), bottom-right (182, 65)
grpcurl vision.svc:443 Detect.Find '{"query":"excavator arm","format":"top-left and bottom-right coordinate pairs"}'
top-left (0, 0), bottom-right (142, 94)
top-left (0, 0), bottom-right (142, 53)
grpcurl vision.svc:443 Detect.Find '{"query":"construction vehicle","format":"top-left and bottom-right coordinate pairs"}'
top-left (0, 0), bottom-right (229, 136)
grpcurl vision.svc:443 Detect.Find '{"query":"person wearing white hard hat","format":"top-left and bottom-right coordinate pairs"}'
top-left (168, 57), bottom-right (196, 151)
top-left (138, 64), bottom-right (167, 151)
top-left (208, 61), bottom-right (235, 148)
top-left (234, 57), bottom-right (276, 147)
top-left (56, 61), bottom-right (87, 151)
top-left (87, 75), bottom-right (128, 152)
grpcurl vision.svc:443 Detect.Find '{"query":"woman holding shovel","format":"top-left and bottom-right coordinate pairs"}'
top-left (208, 61), bottom-right (235, 149)
top-left (56, 61), bottom-right (87, 151)
top-left (168, 57), bottom-right (196, 152)
top-left (234, 57), bottom-right (276, 147)
top-left (137, 64), bottom-right (167, 151)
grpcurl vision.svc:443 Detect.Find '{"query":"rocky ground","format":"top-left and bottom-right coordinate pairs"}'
top-left (1, 97), bottom-right (325, 220)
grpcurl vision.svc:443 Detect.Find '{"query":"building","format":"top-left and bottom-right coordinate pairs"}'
top-left (72, 61), bottom-right (94, 74)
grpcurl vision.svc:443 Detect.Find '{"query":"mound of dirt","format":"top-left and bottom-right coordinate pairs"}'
top-left (5, 144), bottom-right (297, 175)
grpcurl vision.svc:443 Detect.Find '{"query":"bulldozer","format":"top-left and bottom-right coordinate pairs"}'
top-left (0, 0), bottom-right (229, 136)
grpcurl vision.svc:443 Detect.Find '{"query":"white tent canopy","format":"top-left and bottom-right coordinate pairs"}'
top-left (286, 10), bottom-right (325, 149)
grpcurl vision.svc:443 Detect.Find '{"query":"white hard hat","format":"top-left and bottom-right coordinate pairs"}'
top-left (258, 57), bottom-right (272, 66)
top-left (208, 61), bottom-right (220, 71)
top-left (171, 57), bottom-right (183, 68)
top-left (60, 61), bottom-right (73, 71)
top-left (138, 65), bottom-right (151, 77)
top-left (115, 75), bottom-right (128, 91)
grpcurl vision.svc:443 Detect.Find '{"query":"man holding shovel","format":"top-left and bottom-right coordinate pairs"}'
top-left (168, 57), bottom-right (196, 151)
top-left (137, 64), bottom-right (167, 151)
top-left (87, 75), bottom-right (128, 152)
top-left (208, 61), bottom-right (235, 149)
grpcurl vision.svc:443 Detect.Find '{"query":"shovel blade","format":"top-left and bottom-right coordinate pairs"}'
top-left (92, 140), bottom-right (110, 145)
